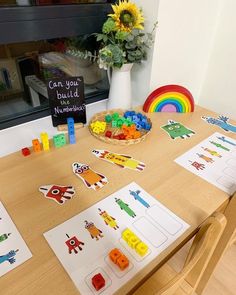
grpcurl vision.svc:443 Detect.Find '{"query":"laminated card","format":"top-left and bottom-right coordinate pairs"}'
top-left (44, 182), bottom-right (189, 295)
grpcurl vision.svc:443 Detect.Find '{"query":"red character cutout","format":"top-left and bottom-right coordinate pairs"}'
top-left (190, 161), bottom-right (205, 171)
top-left (65, 234), bottom-right (84, 254)
top-left (39, 185), bottom-right (75, 205)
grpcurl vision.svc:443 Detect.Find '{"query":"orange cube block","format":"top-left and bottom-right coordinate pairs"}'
top-left (117, 254), bottom-right (129, 270)
top-left (133, 131), bottom-right (141, 139)
top-left (109, 248), bottom-right (121, 264)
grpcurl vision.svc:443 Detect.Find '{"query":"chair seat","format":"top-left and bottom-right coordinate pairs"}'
top-left (133, 263), bottom-right (194, 295)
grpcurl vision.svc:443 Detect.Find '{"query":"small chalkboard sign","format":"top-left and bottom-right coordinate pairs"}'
top-left (47, 76), bottom-right (86, 127)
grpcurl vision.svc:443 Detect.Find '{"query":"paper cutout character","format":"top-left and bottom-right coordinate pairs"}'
top-left (0, 249), bottom-right (19, 265)
top-left (72, 162), bottom-right (108, 191)
top-left (161, 120), bottom-right (195, 139)
top-left (92, 149), bottom-right (145, 171)
top-left (84, 220), bottom-right (103, 241)
top-left (39, 185), bottom-right (75, 205)
top-left (217, 136), bottom-right (236, 146)
top-left (98, 208), bottom-right (119, 230)
top-left (129, 190), bottom-right (150, 208)
top-left (65, 235), bottom-right (84, 254)
top-left (202, 115), bottom-right (236, 133)
top-left (202, 147), bottom-right (222, 158)
top-left (210, 141), bottom-right (230, 151)
top-left (115, 198), bottom-right (136, 218)
top-left (189, 161), bottom-right (205, 171)
top-left (196, 153), bottom-right (214, 163)
top-left (0, 233), bottom-right (11, 243)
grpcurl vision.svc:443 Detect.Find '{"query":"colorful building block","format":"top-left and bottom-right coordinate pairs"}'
top-left (127, 235), bottom-right (141, 249)
top-left (67, 117), bottom-right (76, 144)
top-left (122, 228), bottom-right (149, 257)
top-left (21, 147), bottom-right (31, 156)
top-left (109, 248), bottom-right (129, 271)
top-left (32, 139), bottom-right (41, 152)
top-left (109, 248), bottom-right (121, 264)
top-left (40, 132), bottom-right (50, 151)
top-left (136, 242), bottom-right (148, 256)
top-left (122, 228), bottom-right (133, 243)
top-left (116, 254), bottom-right (129, 270)
top-left (53, 134), bottom-right (66, 148)
top-left (105, 114), bottom-right (112, 123)
top-left (91, 273), bottom-right (105, 291)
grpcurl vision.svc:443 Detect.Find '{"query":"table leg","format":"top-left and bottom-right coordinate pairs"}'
top-left (196, 193), bottom-right (236, 294)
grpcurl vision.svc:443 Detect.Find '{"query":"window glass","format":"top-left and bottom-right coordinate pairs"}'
top-left (0, 1), bottom-right (108, 6)
top-left (0, 36), bottom-right (109, 128)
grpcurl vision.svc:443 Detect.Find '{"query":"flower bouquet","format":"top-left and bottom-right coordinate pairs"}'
top-left (67, 0), bottom-right (156, 69)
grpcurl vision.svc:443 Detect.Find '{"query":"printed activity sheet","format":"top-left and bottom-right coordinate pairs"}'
top-left (175, 132), bottom-right (236, 195)
top-left (44, 182), bottom-right (189, 295)
top-left (0, 202), bottom-right (32, 277)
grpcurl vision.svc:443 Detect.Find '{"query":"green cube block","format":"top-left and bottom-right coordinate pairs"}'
top-left (112, 112), bottom-right (119, 120)
top-left (53, 134), bottom-right (66, 148)
top-left (105, 114), bottom-right (112, 123)
top-left (112, 120), bottom-right (117, 128)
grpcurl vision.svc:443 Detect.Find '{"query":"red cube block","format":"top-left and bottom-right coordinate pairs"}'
top-left (21, 147), bottom-right (31, 157)
top-left (91, 273), bottom-right (105, 291)
top-left (105, 130), bottom-right (112, 138)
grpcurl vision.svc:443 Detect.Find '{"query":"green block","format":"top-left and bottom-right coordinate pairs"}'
top-left (112, 112), bottom-right (119, 120)
top-left (117, 119), bottom-right (123, 128)
top-left (53, 134), bottom-right (66, 148)
top-left (105, 114), bottom-right (112, 123)
top-left (112, 120), bottom-right (117, 128)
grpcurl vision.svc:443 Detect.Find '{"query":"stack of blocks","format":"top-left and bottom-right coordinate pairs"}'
top-left (32, 139), bottom-right (41, 152)
top-left (109, 248), bottom-right (129, 270)
top-left (67, 117), bottom-right (76, 144)
top-left (122, 228), bottom-right (148, 256)
top-left (40, 132), bottom-right (50, 151)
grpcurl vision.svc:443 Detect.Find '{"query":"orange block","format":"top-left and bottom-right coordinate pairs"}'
top-left (133, 131), bottom-right (141, 139)
top-left (109, 248), bottom-right (121, 264)
top-left (117, 254), bottom-right (129, 270)
top-left (32, 139), bottom-right (41, 152)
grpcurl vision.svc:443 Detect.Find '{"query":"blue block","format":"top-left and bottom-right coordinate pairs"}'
top-left (69, 134), bottom-right (76, 144)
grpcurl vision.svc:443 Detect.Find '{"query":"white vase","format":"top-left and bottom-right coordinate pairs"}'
top-left (107, 63), bottom-right (133, 110)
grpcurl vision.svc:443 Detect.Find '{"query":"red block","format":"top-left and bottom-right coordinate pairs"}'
top-left (91, 273), bottom-right (105, 291)
top-left (21, 147), bottom-right (31, 157)
top-left (105, 130), bottom-right (112, 138)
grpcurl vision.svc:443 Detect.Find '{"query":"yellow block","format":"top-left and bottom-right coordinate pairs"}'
top-left (122, 228), bottom-right (133, 243)
top-left (136, 242), bottom-right (148, 256)
top-left (128, 234), bottom-right (141, 249)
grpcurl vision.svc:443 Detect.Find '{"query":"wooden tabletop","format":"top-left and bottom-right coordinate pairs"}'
top-left (0, 105), bottom-right (235, 295)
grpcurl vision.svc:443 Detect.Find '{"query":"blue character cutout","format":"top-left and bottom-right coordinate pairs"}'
top-left (0, 249), bottom-right (19, 265)
top-left (129, 190), bottom-right (150, 208)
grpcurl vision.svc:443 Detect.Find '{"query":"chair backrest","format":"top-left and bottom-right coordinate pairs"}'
top-left (156, 212), bottom-right (227, 295)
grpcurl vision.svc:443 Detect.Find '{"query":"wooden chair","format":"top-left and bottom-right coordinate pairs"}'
top-left (133, 212), bottom-right (227, 295)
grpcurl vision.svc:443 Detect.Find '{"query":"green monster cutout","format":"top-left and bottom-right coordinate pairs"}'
top-left (115, 198), bottom-right (136, 218)
top-left (161, 120), bottom-right (195, 140)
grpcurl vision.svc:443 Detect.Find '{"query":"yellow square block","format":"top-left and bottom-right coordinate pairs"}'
top-left (127, 235), bottom-right (140, 249)
top-left (136, 242), bottom-right (148, 256)
top-left (122, 228), bottom-right (133, 243)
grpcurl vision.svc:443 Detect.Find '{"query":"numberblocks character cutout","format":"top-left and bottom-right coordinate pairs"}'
top-left (65, 234), bottom-right (84, 254)
top-left (92, 149), bottom-right (145, 171)
top-left (98, 208), bottom-right (119, 230)
top-left (161, 120), bottom-right (195, 139)
top-left (72, 162), bottom-right (108, 191)
top-left (39, 185), bottom-right (75, 205)
top-left (84, 220), bottom-right (103, 241)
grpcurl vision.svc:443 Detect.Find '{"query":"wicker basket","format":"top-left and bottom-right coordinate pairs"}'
top-left (89, 109), bottom-right (152, 145)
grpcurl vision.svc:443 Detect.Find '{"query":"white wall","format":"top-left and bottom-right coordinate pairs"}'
top-left (198, 1), bottom-right (236, 120)
top-left (131, 0), bottom-right (159, 106)
top-left (148, 0), bottom-right (221, 104)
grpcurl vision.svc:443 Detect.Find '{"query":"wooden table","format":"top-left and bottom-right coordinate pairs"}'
top-left (0, 106), bottom-right (235, 295)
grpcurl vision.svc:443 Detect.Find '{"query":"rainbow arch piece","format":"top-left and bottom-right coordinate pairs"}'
top-left (143, 85), bottom-right (195, 113)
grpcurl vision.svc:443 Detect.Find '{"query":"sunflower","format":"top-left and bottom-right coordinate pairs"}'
top-left (109, 0), bottom-right (144, 32)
